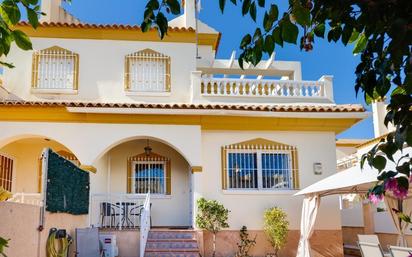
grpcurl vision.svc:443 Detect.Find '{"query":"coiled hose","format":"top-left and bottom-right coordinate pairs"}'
top-left (46, 230), bottom-right (72, 257)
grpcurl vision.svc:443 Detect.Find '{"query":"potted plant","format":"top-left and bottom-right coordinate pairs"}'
top-left (195, 197), bottom-right (229, 257)
top-left (235, 226), bottom-right (256, 257)
top-left (263, 207), bottom-right (289, 257)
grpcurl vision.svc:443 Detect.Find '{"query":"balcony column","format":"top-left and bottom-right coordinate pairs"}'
top-left (319, 75), bottom-right (334, 103)
top-left (190, 71), bottom-right (202, 103)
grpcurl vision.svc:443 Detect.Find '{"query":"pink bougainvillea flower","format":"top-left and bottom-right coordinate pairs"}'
top-left (369, 193), bottom-right (383, 205)
top-left (385, 178), bottom-right (398, 191)
top-left (385, 178), bottom-right (408, 200)
top-left (393, 186), bottom-right (408, 200)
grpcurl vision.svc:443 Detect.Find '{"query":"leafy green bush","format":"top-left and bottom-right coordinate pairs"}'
top-left (235, 226), bottom-right (256, 257)
top-left (195, 197), bottom-right (229, 257)
top-left (0, 237), bottom-right (9, 257)
top-left (263, 207), bottom-right (289, 256)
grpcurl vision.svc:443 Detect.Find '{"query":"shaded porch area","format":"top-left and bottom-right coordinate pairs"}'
top-left (90, 138), bottom-right (193, 229)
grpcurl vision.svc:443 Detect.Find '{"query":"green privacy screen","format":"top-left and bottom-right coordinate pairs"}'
top-left (46, 149), bottom-right (90, 215)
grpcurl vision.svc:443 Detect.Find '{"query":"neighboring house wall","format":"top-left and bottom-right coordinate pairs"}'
top-left (4, 39), bottom-right (197, 103)
top-left (0, 202), bottom-right (87, 257)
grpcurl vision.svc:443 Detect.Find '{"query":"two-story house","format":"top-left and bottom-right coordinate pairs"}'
top-left (0, 1), bottom-right (368, 256)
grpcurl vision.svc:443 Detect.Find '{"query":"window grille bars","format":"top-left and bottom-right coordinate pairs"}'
top-left (0, 154), bottom-right (13, 191)
top-left (125, 49), bottom-right (171, 93)
top-left (222, 142), bottom-right (299, 190)
top-left (32, 47), bottom-right (79, 91)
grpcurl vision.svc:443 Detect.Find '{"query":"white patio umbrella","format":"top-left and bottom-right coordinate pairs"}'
top-left (294, 161), bottom-right (412, 257)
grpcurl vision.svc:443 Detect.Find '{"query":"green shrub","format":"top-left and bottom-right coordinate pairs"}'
top-left (195, 197), bottom-right (229, 257)
top-left (235, 226), bottom-right (256, 257)
top-left (263, 207), bottom-right (289, 256)
top-left (0, 237), bottom-right (9, 257)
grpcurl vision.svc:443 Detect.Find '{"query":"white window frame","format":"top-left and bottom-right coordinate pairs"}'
top-left (225, 149), bottom-right (294, 191)
top-left (131, 160), bottom-right (167, 195)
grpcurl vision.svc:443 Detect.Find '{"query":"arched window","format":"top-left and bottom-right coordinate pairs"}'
top-left (221, 138), bottom-right (299, 190)
top-left (124, 48), bottom-right (171, 93)
top-left (32, 46), bottom-right (79, 92)
top-left (127, 152), bottom-right (171, 195)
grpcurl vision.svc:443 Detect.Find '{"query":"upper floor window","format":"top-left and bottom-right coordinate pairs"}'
top-left (124, 49), bottom-right (171, 94)
top-left (32, 46), bottom-right (79, 93)
top-left (221, 138), bottom-right (299, 190)
top-left (127, 152), bottom-right (171, 195)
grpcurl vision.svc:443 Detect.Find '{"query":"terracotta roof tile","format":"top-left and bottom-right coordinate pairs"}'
top-left (0, 100), bottom-right (365, 113)
top-left (17, 21), bottom-right (195, 32)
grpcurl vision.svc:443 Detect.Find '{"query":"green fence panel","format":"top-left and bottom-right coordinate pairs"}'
top-left (46, 149), bottom-right (90, 215)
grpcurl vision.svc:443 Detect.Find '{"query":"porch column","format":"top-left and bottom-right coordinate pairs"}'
top-left (362, 201), bottom-right (375, 234)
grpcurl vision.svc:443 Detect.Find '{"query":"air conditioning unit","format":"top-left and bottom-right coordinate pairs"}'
top-left (99, 233), bottom-right (119, 257)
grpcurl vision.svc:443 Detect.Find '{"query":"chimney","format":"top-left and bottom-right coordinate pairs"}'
top-left (183, 0), bottom-right (196, 28)
top-left (372, 100), bottom-right (389, 138)
top-left (40, 0), bottom-right (62, 23)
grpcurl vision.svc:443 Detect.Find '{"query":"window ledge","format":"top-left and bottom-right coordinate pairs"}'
top-left (31, 88), bottom-right (78, 95)
top-left (222, 189), bottom-right (299, 195)
top-left (125, 91), bottom-right (171, 97)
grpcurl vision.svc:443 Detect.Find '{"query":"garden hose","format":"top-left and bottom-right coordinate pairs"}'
top-left (46, 229), bottom-right (72, 257)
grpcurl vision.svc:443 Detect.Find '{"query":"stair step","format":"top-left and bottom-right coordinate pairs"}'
top-left (145, 241), bottom-right (198, 250)
top-left (148, 231), bottom-right (196, 240)
top-left (144, 252), bottom-right (199, 257)
top-left (145, 230), bottom-right (199, 257)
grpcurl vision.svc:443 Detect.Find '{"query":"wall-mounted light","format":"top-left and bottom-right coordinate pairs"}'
top-left (313, 162), bottom-right (323, 175)
top-left (144, 139), bottom-right (152, 156)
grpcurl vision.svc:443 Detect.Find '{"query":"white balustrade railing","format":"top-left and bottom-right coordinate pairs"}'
top-left (139, 193), bottom-right (151, 257)
top-left (337, 154), bottom-right (358, 171)
top-left (200, 78), bottom-right (326, 98)
top-left (7, 193), bottom-right (42, 206)
top-left (89, 193), bottom-right (146, 230)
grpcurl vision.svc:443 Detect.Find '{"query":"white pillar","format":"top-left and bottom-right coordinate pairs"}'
top-left (40, 0), bottom-right (62, 23)
top-left (372, 100), bottom-right (389, 138)
top-left (190, 70), bottom-right (202, 103)
top-left (183, 0), bottom-right (196, 28)
top-left (319, 75), bottom-right (334, 103)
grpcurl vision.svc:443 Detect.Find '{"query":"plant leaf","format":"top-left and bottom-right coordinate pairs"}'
top-left (12, 30), bottom-right (32, 50)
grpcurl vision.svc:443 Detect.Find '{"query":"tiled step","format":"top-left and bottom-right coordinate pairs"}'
top-left (145, 230), bottom-right (200, 257)
top-left (145, 240), bottom-right (198, 251)
top-left (144, 252), bottom-right (199, 257)
top-left (148, 231), bottom-right (196, 240)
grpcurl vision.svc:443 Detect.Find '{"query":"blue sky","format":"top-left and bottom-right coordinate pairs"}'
top-left (61, 0), bottom-right (373, 139)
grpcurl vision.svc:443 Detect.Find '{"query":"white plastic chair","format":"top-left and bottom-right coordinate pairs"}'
top-left (389, 245), bottom-right (412, 257)
top-left (358, 234), bottom-right (380, 244)
top-left (358, 242), bottom-right (385, 257)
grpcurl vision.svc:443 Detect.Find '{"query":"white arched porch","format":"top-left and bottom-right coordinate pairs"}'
top-left (0, 121), bottom-right (202, 168)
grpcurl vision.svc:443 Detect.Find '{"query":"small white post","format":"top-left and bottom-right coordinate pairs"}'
top-left (319, 75), bottom-right (334, 102)
top-left (190, 71), bottom-right (202, 103)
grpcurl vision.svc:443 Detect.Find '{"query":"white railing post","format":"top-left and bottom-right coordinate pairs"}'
top-left (190, 71), bottom-right (202, 103)
top-left (140, 193), bottom-right (151, 257)
top-left (319, 75), bottom-right (334, 102)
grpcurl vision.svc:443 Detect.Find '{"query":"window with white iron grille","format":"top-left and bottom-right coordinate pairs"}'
top-left (221, 138), bottom-right (299, 190)
top-left (0, 154), bottom-right (13, 192)
top-left (124, 49), bottom-right (171, 93)
top-left (127, 153), bottom-right (171, 195)
top-left (32, 46), bottom-right (79, 92)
